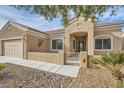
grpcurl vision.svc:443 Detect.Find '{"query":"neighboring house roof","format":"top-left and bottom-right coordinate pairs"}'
top-left (0, 21), bottom-right (49, 37)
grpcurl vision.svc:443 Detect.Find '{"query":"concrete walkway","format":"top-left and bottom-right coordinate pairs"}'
top-left (0, 56), bottom-right (79, 77)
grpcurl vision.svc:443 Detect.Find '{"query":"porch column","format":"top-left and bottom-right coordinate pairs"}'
top-left (79, 51), bottom-right (88, 68)
top-left (88, 25), bottom-right (94, 55)
top-left (23, 35), bottom-right (28, 59)
top-left (65, 29), bottom-right (70, 52)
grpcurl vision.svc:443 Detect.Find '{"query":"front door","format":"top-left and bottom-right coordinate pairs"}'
top-left (78, 41), bottom-right (85, 52)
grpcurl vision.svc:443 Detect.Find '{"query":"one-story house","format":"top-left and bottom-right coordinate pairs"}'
top-left (0, 16), bottom-right (124, 67)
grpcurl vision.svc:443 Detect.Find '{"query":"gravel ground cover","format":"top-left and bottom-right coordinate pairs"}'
top-left (69, 67), bottom-right (117, 88)
top-left (0, 63), bottom-right (117, 88)
top-left (0, 63), bottom-right (74, 88)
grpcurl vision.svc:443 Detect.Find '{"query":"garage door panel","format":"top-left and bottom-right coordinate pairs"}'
top-left (3, 39), bottom-right (23, 58)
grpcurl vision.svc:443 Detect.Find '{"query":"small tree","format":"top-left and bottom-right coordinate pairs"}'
top-left (92, 52), bottom-right (124, 87)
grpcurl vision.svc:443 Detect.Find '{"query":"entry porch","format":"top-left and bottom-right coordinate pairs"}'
top-left (65, 32), bottom-right (88, 67)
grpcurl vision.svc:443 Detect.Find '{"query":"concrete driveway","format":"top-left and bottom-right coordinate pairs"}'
top-left (0, 56), bottom-right (79, 77)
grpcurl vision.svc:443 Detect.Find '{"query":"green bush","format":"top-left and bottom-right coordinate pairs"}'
top-left (92, 52), bottom-right (124, 88)
top-left (0, 63), bottom-right (5, 71)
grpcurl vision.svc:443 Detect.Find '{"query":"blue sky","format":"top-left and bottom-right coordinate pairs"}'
top-left (0, 5), bottom-right (124, 32)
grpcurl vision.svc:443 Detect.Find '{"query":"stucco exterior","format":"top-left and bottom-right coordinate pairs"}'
top-left (0, 23), bottom-right (25, 57)
top-left (65, 17), bottom-right (94, 55)
top-left (0, 21), bottom-right (49, 59)
top-left (0, 17), bottom-right (124, 66)
top-left (28, 51), bottom-right (65, 65)
top-left (94, 28), bottom-right (123, 55)
top-left (26, 34), bottom-right (50, 52)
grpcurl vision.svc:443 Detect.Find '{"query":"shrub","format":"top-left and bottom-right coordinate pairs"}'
top-left (0, 63), bottom-right (5, 71)
top-left (92, 52), bottom-right (124, 87)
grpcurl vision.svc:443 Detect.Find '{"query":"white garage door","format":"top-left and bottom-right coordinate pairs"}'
top-left (3, 39), bottom-right (23, 58)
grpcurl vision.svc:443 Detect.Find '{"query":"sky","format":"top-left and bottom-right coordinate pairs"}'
top-left (0, 5), bottom-right (124, 32)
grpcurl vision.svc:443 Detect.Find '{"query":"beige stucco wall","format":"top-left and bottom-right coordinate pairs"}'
top-left (0, 23), bottom-right (49, 59)
top-left (94, 28), bottom-right (122, 55)
top-left (28, 52), bottom-right (65, 65)
top-left (26, 34), bottom-right (50, 53)
top-left (0, 41), bottom-right (2, 56)
top-left (79, 51), bottom-right (88, 68)
top-left (0, 24), bottom-right (26, 39)
top-left (122, 37), bottom-right (124, 51)
top-left (65, 17), bottom-right (94, 55)
top-left (0, 24), bottom-right (26, 56)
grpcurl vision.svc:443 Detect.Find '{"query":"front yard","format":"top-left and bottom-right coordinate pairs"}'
top-left (70, 67), bottom-right (117, 88)
top-left (0, 63), bottom-right (118, 88)
top-left (0, 63), bottom-right (73, 88)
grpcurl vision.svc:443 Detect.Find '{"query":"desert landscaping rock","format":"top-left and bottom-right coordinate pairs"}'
top-left (0, 63), bottom-right (117, 88)
top-left (69, 67), bottom-right (117, 88)
top-left (0, 63), bottom-right (73, 88)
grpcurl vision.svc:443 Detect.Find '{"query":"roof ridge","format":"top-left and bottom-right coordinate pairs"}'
top-left (2, 20), bottom-right (49, 36)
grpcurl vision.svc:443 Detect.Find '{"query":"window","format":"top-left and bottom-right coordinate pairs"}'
top-left (103, 38), bottom-right (111, 49)
top-left (52, 40), bottom-right (57, 49)
top-left (95, 39), bottom-right (102, 49)
top-left (52, 39), bottom-right (63, 50)
top-left (95, 36), bottom-right (112, 50)
top-left (73, 40), bottom-right (76, 49)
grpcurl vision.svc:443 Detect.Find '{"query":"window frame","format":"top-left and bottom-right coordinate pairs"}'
top-left (94, 35), bottom-right (113, 51)
top-left (51, 38), bottom-right (64, 51)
